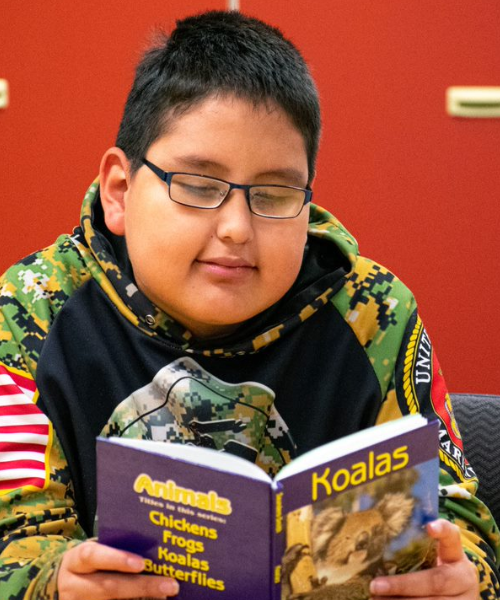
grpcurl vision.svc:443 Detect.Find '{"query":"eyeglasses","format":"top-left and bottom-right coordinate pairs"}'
top-left (142, 158), bottom-right (312, 219)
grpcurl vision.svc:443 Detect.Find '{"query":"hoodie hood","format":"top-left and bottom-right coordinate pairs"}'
top-left (74, 180), bottom-right (359, 356)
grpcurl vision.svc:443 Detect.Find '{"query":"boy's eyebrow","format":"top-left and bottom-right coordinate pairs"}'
top-left (173, 155), bottom-right (307, 187)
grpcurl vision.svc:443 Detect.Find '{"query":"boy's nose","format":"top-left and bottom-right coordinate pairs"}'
top-left (216, 189), bottom-right (254, 244)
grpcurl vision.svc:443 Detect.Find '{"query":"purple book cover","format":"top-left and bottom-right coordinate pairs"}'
top-left (276, 420), bottom-right (439, 600)
top-left (97, 416), bottom-right (439, 600)
top-left (97, 438), bottom-right (277, 600)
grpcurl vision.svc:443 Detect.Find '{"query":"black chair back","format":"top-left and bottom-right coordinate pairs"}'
top-left (451, 393), bottom-right (500, 527)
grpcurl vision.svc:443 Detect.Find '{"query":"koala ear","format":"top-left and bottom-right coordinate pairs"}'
top-left (311, 506), bottom-right (346, 560)
top-left (376, 493), bottom-right (415, 537)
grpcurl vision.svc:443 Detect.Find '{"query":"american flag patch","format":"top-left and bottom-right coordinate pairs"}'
top-left (0, 363), bottom-right (52, 495)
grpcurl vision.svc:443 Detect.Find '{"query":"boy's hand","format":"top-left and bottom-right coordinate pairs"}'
top-left (58, 540), bottom-right (179, 599)
top-left (370, 519), bottom-right (479, 599)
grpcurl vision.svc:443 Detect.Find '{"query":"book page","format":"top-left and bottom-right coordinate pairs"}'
top-left (276, 414), bottom-right (427, 481)
top-left (103, 436), bottom-right (272, 483)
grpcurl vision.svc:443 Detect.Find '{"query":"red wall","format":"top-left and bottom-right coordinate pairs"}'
top-left (1, 1), bottom-right (499, 393)
top-left (0, 0), bottom-right (223, 261)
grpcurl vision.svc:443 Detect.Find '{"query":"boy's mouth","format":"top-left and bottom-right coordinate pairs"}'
top-left (195, 256), bottom-right (256, 279)
top-left (199, 256), bottom-right (255, 268)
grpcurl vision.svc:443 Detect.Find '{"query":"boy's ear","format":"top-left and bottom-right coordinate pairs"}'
top-left (99, 147), bottom-right (130, 236)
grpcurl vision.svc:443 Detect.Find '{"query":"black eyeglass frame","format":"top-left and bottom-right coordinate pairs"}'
top-left (141, 158), bottom-right (313, 219)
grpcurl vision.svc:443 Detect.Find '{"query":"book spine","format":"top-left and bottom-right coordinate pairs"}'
top-left (271, 481), bottom-right (285, 600)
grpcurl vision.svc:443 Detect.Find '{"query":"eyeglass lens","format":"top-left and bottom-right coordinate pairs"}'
top-left (169, 174), bottom-right (305, 218)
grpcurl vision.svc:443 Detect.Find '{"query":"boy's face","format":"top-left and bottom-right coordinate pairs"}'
top-left (103, 95), bottom-right (310, 338)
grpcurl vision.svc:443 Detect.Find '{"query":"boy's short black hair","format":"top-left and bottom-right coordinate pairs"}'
top-left (116, 10), bottom-right (321, 184)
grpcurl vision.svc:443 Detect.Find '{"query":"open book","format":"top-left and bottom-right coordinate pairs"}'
top-left (96, 414), bottom-right (439, 600)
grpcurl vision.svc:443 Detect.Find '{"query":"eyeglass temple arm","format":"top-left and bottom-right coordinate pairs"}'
top-left (142, 158), bottom-right (169, 182)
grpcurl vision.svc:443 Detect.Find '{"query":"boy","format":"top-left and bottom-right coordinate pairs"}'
top-left (0, 10), bottom-right (498, 600)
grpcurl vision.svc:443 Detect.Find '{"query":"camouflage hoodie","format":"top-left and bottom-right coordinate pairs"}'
top-left (0, 181), bottom-right (499, 599)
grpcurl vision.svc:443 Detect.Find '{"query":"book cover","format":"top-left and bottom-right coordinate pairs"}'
top-left (96, 414), bottom-right (439, 600)
top-left (277, 421), bottom-right (438, 600)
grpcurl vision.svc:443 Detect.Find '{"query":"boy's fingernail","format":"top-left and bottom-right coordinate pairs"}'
top-left (428, 520), bottom-right (443, 535)
top-left (370, 578), bottom-right (391, 595)
top-left (160, 578), bottom-right (179, 596)
top-left (127, 556), bottom-right (144, 570)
